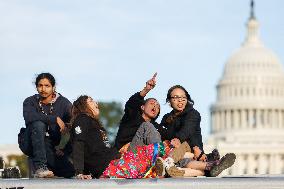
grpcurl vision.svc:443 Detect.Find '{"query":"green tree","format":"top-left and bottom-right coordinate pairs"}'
top-left (99, 101), bottom-right (123, 144)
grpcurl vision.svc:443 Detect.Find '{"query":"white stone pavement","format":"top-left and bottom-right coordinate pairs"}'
top-left (1, 175), bottom-right (284, 189)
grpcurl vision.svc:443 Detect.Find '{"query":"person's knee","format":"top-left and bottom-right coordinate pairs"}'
top-left (31, 121), bottom-right (47, 133)
top-left (139, 122), bottom-right (155, 131)
top-left (139, 122), bottom-right (161, 143)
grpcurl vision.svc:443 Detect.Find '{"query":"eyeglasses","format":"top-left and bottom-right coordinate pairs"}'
top-left (170, 96), bottom-right (187, 101)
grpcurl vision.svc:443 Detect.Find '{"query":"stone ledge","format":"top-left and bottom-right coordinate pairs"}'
top-left (1, 176), bottom-right (284, 189)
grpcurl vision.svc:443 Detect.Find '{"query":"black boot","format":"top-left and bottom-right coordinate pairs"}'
top-left (206, 149), bottom-right (220, 162)
top-left (209, 153), bottom-right (236, 177)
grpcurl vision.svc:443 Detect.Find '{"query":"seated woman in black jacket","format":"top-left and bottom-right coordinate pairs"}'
top-left (156, 85), bottom-right (236, 176)
top-left (158, 85), bottom-right (206, 161)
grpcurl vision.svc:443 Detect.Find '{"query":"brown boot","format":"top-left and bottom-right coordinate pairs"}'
top-left (155, 157), bottom-right (166, 176)
top-left (171, 142), bottom-right (191, 163)
top-left (155, 157), bottom-right (185, 177)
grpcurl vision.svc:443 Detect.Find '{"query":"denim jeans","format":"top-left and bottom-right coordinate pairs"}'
top-left (29, 121), bottom-right (49, 170)
top-left (29, 121), bottom-right (74, 177)
top-left (129, 122), bottom-right (162, 151)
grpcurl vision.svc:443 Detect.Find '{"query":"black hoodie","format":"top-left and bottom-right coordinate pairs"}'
top-left (114, 92), bottom-right (159, 150)
top-left (71, 114), bottom-right (119, 178)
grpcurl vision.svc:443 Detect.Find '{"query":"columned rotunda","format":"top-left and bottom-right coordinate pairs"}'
top-left (206, 1), bottom-right (284, 175)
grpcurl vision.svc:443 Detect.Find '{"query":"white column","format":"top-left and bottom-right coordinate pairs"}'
top-left (216, 111), bottom-right (220, 132)
top-left (221, 110), bottom-right (225, 131)
top-left (269, 154), bottom-right (274, 174)
top-left (258, 154), bottom-right (267, 174)
top-left (234, 110), bottom-right (240, 129)
top-left (278, 110), bottom-right (282, 129)
top-left (271, 110), bottom-right (275, 128)
top-left (212, 111), bottom-right (217, 133)
top-left (274, 110), bottom-right (278, 128)
top-left (219, 110), bottom-right (223, 131)
top-left (275, 154), bottom-right (281, 174)
top-left (249, 109), bottom-right (254, 129)
top-left (247, 154), bottom-right (256, 174)
top-left (211, 111), bottom-right (215, 133)
top-left (264, 110), bottom-right (268, 128)
top-left (256, 109), bottom-right (261, 128)
top-left (237, 154), bottom-right (245, 175)
top-left (226, 110), bottom-right (231, 130)
top-left (260, 110), bottom-right (264, 128)
top-left (214, 111), bottom-right (217, 132)
top-left (218, 110), bottom-right (223, 131)
top-left (241, 109), bottom-right (246, 129)
top-left (282, 110), bottom-right (284, 129)
top-left (280, 154), bottom-right (284, 174)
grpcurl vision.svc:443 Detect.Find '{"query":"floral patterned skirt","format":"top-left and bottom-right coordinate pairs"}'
top-left (101, 141), bottom-right (172, 178)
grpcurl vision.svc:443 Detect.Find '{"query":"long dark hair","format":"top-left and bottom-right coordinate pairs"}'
top-left (71, 95), bottom-right (101, 126)
top-left (165, 85), bottom-right (194, 124)
top-left (166, 85), bottom-right (194, 105)
top-left (35, 73), bottom-right (56, 87)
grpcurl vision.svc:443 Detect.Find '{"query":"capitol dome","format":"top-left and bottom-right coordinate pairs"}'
top-left (216, 16), bottom-right (284, 108)
top-left (206, 1), bottom-right (284, 176)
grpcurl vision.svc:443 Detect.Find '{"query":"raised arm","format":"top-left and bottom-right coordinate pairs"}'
top-left (140, 72), bottom-right (157, 97)
top-left (123, 73), bottom-right (158, 117)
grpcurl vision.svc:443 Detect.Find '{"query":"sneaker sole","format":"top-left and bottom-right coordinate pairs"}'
top-left (210, 153), bottom-right (236, 177)
top-left (34, 172), bottom-right (54, 178)
top-left (155, 158), bottom-right (165, 176)
top-left (166, 167), bottom-right (185, 177)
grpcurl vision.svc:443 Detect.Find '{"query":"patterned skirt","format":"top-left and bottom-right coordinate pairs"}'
top-left (101, 141), bottom-right (172, 178)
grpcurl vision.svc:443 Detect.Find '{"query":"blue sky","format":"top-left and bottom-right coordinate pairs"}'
top-left (0, 0), bottom-right (283, 144)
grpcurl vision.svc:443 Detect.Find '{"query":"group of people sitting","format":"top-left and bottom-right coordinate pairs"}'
top-left (22, 72), bottom-right (236, 179)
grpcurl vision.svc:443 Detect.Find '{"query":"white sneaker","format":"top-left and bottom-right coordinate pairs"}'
top-left (164, 157), bottom-right (175, 169)
top-left (34, 167), bottom-right (54, 178)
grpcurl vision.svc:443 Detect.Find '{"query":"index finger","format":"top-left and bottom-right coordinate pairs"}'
top-left (152, 72), bottom-right (157, 79)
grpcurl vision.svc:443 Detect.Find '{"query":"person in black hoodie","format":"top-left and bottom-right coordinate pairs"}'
top-left (114, 73), bottom-right (161, 151)
top-left (23, 73), bottom-right (74, 178)
top-left (71, 95), bottom-right (121, 179)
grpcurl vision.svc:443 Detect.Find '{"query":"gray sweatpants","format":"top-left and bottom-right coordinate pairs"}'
top-left (129, 122), bottom-right (162, 151)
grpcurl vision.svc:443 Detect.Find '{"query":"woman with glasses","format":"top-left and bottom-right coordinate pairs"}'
top-left (157, 85), bottom-right (207, 161)
top-left (156, 85), bottom-right (236, 177)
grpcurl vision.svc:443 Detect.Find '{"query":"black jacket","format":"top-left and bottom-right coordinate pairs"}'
top-left (114, 92), bottom-right (158, 150)
top-left (158, 103), bottom-right (204, 151)
top-left (23, 94), bottom-right (72, 125)
top-left (23, 93), bottom-right (72, 145)
top-left (71, 114), bottom-right (119, 178)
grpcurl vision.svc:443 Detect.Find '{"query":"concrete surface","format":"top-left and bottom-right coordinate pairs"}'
top-left (1, 175), bottom-right (284, 189)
